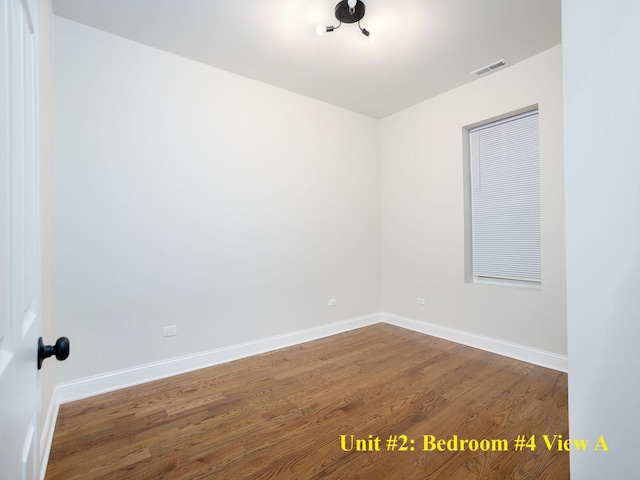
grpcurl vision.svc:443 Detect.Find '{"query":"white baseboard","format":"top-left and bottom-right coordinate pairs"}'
top-left (381, 312), bottom-right (568, 372)
top-left (56, 313), bottom-right (381, 404)
top-left (39, 385), bottom-right (59, 480)
top-left (55, 311), bottom-right (567, 406)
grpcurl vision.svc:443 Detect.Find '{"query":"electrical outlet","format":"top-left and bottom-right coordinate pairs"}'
top-left (328, 299), bottom-right (337, 307)
top-left (163, 325), bottom-right (178, 337)
top-left (417, 297), bottom-right (425, 305)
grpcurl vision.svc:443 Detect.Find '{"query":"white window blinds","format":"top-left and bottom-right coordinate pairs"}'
top-left (470, 110), bottom-right (540, 283)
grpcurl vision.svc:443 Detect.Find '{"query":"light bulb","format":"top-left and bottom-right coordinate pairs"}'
top-left (347, 0), bottom-right (357, 8)
top-left (317, 25), bottom-right (335, 35)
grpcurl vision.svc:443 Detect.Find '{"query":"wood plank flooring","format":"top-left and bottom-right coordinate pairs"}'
top-left (45, 324), bottom-right (569, 479)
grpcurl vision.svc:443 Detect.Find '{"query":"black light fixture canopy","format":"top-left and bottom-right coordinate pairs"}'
top-left (317, 0), bottom-right (375, 40)
top-left (334, 0), bottom-right (366, 24)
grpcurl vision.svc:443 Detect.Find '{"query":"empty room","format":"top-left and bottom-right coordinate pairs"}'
top-left (2, 0), bottom-right (638, 479)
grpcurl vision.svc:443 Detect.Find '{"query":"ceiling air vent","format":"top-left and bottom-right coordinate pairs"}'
top-left (472, 59), bottom-right (508, 77)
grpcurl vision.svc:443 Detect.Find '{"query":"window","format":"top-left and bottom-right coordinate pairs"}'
top-left (469, 110), bottom-right (540, 285)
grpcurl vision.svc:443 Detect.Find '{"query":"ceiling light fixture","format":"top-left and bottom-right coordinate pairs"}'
top-left (317, 0), bottom-right (375, 41)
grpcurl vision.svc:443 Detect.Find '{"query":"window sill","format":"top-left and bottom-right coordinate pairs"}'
top-left (473, 276), bottom-right (541, 290)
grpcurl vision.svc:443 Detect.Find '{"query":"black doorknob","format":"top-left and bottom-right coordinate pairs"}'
top-left (38, 336), bottom-right (70, 370)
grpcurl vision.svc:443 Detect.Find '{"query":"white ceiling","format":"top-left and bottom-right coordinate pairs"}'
top-left (52, 0), bottom-right (561, 119)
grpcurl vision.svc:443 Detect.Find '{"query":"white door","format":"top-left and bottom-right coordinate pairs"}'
top-left (1, 0), bottom-right (42, 479)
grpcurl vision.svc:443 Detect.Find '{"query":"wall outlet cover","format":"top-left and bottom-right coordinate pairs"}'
top-left (163, 325), bottom-right (178, 337)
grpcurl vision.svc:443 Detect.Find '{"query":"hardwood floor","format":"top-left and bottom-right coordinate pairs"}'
top-left (46, 324), bottom-right (569, 479)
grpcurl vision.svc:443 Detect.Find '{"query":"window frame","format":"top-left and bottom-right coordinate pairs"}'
top-left (463, 106), bottom-right (541, 288)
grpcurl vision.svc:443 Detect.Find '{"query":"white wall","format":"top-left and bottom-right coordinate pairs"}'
top-left (54, 17), bottom-right (380, 382)
top-left (379, 46), bottom-right (566, 356)
top-left (563, 0), bottom-right (640, 477)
